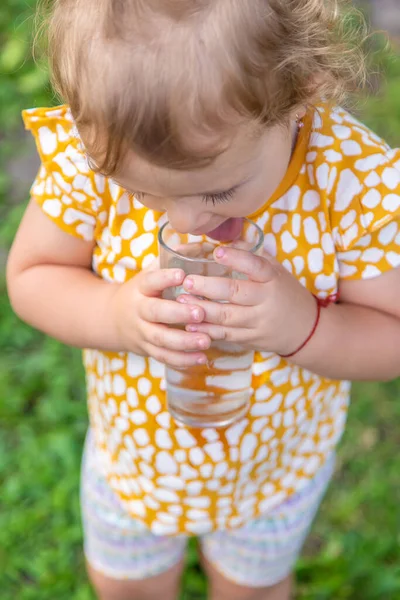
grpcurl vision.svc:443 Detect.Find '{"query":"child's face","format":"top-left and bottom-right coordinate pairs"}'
top-left (101, 121), bottom-right (296, 235)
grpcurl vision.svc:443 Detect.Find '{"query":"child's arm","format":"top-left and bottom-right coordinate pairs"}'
top-left (180, 248), bottom-right (400, 381)
top-left (7, 200), bottom-right (210, 367)
top-left (293, 269), bottom-right (400, 381)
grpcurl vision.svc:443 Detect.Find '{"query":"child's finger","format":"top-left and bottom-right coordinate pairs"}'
top-left (139, 268), bottom-right (185, 295)
top-left (142, 297), bottom-right (205, 325)
top-left (145, 323), bottom-right (211, 353)
top-left (177, 294), bottom-right (253, 327)
top-left (185, 322), bottom-right (253, 344)
top-left (146, 343), bottom-right (208, 368)
top-left (213, 247), bottom-right (278, 283)
top-left (182, 275), bottom-right (262, 305)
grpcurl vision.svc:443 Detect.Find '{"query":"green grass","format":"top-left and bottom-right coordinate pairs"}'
top-left (1, 3), bottom-right (400, 599)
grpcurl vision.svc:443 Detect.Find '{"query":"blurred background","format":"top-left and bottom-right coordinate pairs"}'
top-left (1, 1), bottom-right (400, 599)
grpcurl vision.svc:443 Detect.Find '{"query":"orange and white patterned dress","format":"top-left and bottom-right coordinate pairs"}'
top-left (23, 103), bottom-right (400, 535)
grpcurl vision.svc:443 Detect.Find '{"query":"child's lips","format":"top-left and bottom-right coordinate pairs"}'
top-left (206, 217), bottom-right (244, 242)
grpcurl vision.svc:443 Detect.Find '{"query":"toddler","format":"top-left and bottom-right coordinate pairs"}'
top-left (7, 1), bottom-right (400, 599)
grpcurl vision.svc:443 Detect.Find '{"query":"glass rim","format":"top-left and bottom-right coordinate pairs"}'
top-left (158, 218), bottom-right (264, 264)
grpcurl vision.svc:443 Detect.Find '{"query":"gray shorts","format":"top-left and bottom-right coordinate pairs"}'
top-left (81, 430), bottom-right (334, 588)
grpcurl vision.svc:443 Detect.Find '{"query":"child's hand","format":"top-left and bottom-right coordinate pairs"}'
top-left (178, 247), bottom-right (316, 356)
top-left (110, 263), bottom-right (211, 366)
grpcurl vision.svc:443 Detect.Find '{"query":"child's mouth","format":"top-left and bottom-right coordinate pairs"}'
top-left (206, 217), bottom-right (244, 242)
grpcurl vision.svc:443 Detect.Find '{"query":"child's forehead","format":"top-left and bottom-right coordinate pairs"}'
top-left (114, 125), bottom-right (274, 195)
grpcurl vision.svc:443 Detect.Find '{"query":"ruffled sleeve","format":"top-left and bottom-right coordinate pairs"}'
top-left (22, 106), bottom-right (107, 241)
top-left (330, 147), bottom-right (400, 279)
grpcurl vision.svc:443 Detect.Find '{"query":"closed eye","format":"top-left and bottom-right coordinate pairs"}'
top-left (202, 188), bottom-right (237, 206)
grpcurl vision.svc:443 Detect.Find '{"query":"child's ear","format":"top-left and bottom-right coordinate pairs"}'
top-left (290, 106), bottom-right (307, 122)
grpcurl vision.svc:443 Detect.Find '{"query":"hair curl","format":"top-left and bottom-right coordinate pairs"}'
top-left (36, 0), bottom-right (368, 174)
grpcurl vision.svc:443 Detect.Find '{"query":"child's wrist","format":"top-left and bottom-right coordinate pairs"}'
top-left (279, 295), bottom-right (320, 358)
top-left (278, 292), bottom-right (339, 359)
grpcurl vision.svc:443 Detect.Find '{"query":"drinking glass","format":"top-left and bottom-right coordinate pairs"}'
top-left (158, 218), bottom-right (264, 428)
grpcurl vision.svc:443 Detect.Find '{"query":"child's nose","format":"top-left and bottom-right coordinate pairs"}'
top-left (167, 206), bottom-right (203, 234)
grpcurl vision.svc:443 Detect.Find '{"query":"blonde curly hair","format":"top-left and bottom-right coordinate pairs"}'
top-left (37, 0), bottom-right (367, 174)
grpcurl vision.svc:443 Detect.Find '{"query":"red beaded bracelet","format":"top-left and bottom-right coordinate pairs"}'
top-left (279, 292), bottom-right (339, 359)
